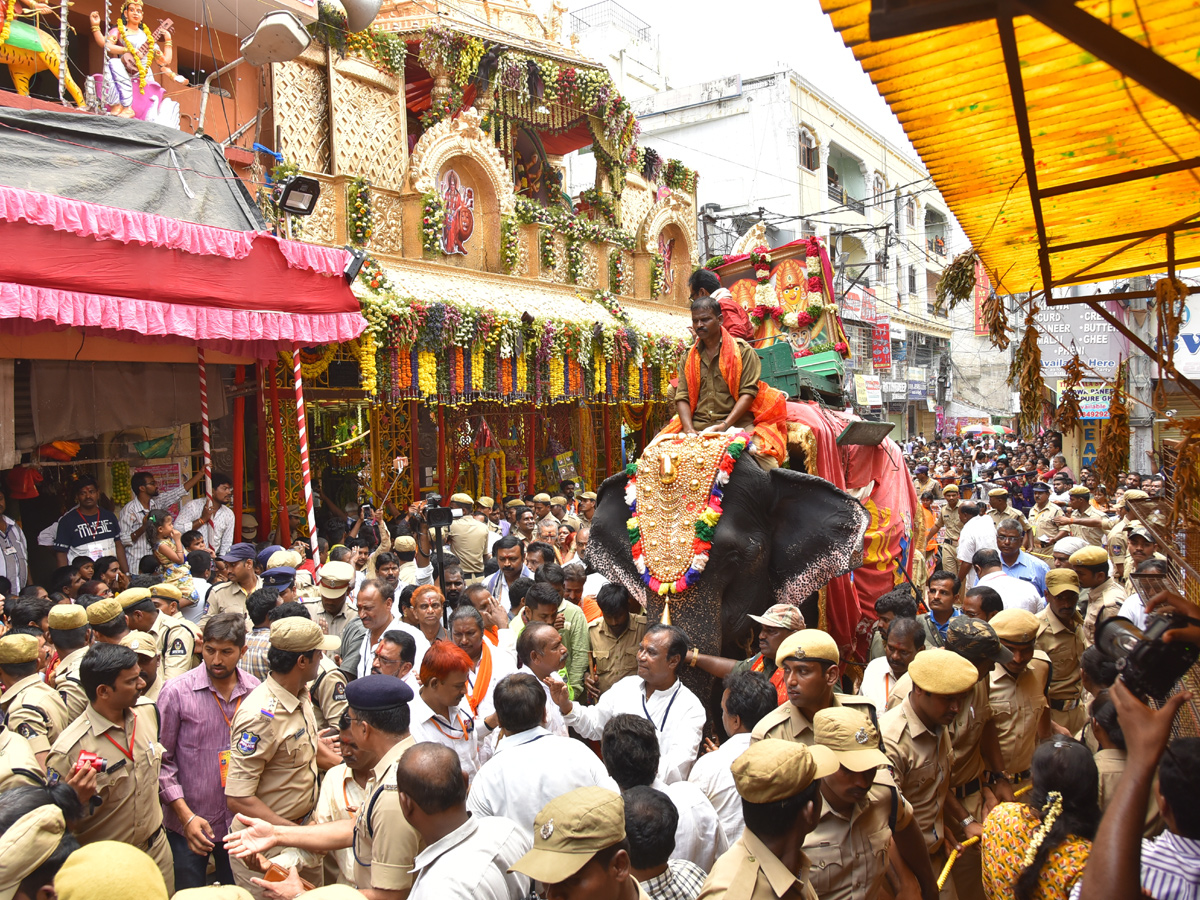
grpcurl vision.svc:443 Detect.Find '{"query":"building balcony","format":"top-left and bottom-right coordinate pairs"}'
top-left (927, 236), bottom-right (946, 257)
top-left (828, 181), bottom-right (865, 214)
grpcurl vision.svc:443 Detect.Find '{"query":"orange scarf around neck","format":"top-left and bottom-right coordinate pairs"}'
top-left (466, 640), bottom-right (493, 715)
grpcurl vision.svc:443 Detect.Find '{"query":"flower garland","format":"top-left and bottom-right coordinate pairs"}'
top-left (704, 255), bottom-right (728, 271)
top-left (344, 27), bottom-right (405, 76)
top-left (578, 188), bottom-right (618, 227)
top-left (608, 248), bottom-right (626, 294)
top-left (118, 20), bottom-right (157, 91)
top-left (0, 0), bottom-right (18, 46)
top-left (421, 192), bottom-right (445, 255)
top-left (749, 245), bottom-right (772, 284)
top-left (539, 229), bottom-right (559, 273)
top-left (514, 197), bottom-right (635, 250)
top-left (749, 304), bottom-right (782, 329)
top-left (650, 252), bottom-right (666, 298)
top-left (418, 26), bottom-right (484, 86)
top-left (592, 290), bottom-right (628, 323)
top-left (355, 333), bottom-right (377, 396)
top-left (625, 432), bottom-right (749, 595)
top-left (663, 158), bottom-right (698, 193)
top-left (1023, 792), bottom-right (1064, 868)
top-left (565, 229), bottom-right (585, 285)
top-left (500, 216), bottom-right (520, 274)
top-left (419, 83), bottom-right (464, 129)
top-left (347, 176), bottom-right (373, 247)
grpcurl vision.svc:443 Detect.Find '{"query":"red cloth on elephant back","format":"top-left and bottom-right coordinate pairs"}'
top-left (658, 327), bottom-right (788, 465)
top-left (785, 402), bottom-right (918, 662)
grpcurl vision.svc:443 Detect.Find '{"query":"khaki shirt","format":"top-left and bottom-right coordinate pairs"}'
top-left (937, 504), bottom-right (963, 544)
top-left (1036, 607), bottom-right (1085, 703)
top-left (988, 505), bottom-right (1029, 531)
top-left (1094, 748), bottom-right (1161, 835)
top-left (310, 655), bottom-right (349, 732)
top-left (988, 653), bottom-right (1050, 774)
top-left (226, 676), bottom-right (321, 825)
top-left (697, 829), bottom-right (819, 900)
top-left (751, 694), bottom-right (880, 746)
top-left (304, 598), bottom-right (358, 640)
top-left (1082, 577), bottom-right (1125, 645)
top-left (1069, 520), bottom-right (1108, 548)
top-left (0, 673), bottom-right (72, 755)
top-left (51, 646), bottom-right (90, 722)
top-left (805, 782), bottom-right (915, 900)
top-left (676, 334), bottom-right (760, 431)
top-left (588, 614), bottom-right (647, 695)
top-left (0, 725), bottom-right (43, 791)
top-left (152, 612), bottom-right (201, 680)
top-left (914, 478), bottom-right (943, 501)
top-left (880, 696), bottom-right (952, 851)
top-left (887, 674), bottom-right (991, 790)
top-left (353, 735), bottom-right (422, 892)
top-left (1028, 503), bottom-right (1063, 554)
top-left (1106, 519), bottom-right (1132, 569)
top-left (203, 578), bottom-right (261, 623)
top-left (448, 517), bottom-right (490, 574)
top-left (47, 705), bottom-right (164, 846)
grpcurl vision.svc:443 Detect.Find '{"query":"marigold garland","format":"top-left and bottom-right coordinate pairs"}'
top-left (118, 20), bottom-right (157, 91)
top-left (347, 176), bottom-right (373, 247)
top-left (0, 0), bottom-right (18, 46)
top-left (501, 216), bottom-right (520, 273)
top-left (625, 433), bottom-right (749, 595)
top-left (650, 252), bottom-right (667, 298)
top-left (421, 192), bottom-right (445, 255)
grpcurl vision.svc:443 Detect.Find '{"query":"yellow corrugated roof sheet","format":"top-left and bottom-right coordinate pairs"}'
top-left (820, 0), bottom-right (1200, 293)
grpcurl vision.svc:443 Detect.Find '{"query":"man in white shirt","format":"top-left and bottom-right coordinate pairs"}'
top-left (956, 500), bottom-right (998, 592)
top-left (554, 624), bottom-right (705, 784)
top-left (599, 713), bottom-right (728, 872)
top-left (450, 606), bottom-right (516, 725)
top-left (859, 616), bottom-right (925, 710)
top-left (687, 669), bottom-right (779, 845)
top-left (398, 742), bottom-right (531, 900)
top-left (408, 639), bottom-right (482, 782)
top-left (514, 622), bottom-right (570, 737)
top-left (175, 472), bottom-right (236, 558)
top-left (973, 548), bottom-right (1045, 612)
top-left (467, 672), bottom-right (614, 837)
top-left (120, 468), bottom-right (203, 566)
top-left (355, 579), bottom-right (404, 679)
top-left (483, 536), bottom-right (533, 613)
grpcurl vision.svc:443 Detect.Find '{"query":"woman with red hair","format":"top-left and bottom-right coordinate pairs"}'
top-left (409, 639), bottom-right (482, 781)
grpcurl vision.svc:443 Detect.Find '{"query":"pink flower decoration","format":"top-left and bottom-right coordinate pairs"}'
top-left (808, 276), bottom-right (822, 292)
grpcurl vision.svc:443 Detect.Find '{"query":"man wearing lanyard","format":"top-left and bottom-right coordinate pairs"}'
top-left (157, 612), bottom-right (259, 889)
top-left (557, 624), bottom-right (706, 784)
top-left (355, 579), bottom-right (403, 679)
top-left (47, 642), bottom-right (175, 892)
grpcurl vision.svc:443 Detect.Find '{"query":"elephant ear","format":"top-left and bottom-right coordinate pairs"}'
top-left (583, 469), bottom-right (649, 606)
top-left (766, 468), bottom-right (869, 605)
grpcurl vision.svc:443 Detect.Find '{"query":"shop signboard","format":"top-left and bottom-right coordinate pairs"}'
top-left (860, 290), bottom-right (877, 325)
top-left (854, 374), bottom-right (869, 406)
top-left (1038, 304), bottom-right (1126, 379)
top-left (842, 291), bottom-right (862, 321)
top-left (872, 319), bottom-right (891, 369)
top-left (1075, 382), bottom-right (1114, 419)
top-left (863, 375), bottom-right (883, 407)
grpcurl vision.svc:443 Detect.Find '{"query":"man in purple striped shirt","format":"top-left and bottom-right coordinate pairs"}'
top-left (158, 611), bottom-right (260, 889)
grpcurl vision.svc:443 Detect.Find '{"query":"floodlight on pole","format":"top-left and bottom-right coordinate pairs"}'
top-left (274, 175), bottom-right (322, 216)
top-left (197, 10), bottom-right (311, 136)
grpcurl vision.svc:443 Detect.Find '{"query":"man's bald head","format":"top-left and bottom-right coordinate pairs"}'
top-left (396, 743), bottom-right (466, 814)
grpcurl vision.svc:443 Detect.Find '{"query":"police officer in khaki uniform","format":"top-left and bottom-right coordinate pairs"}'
top-left (551, 496), bottom-right (582, 531)
top-left (149, 582), bottom-right (202, 672)
top-left (986, 488), bottom-right (1029, 545)
top-left (270, 605), bottom-right (349, 732)
top-left (0, 634), bottom-right (72, 767)
top-left (578, 490), bottom-right (598, 526)
top-left (1026, 483), bottom-right (1062, 562)
top-left (304, 560), bottom-right (357, 639)
top-left (751, 630), bottom-right (878, 745)
top-left (478, 496), bottom-right (502, 534)
top-left (222, 674), bottom-right (421, 897)
top-left (0, 721), bottom-right (43, 791)
top-left (806, 707), bottom-right (938, 900)
top-left (225, 617), bottom-right (342, 897)
top-left (447, 493), bottom-right (490, 580)
top-left (511, 787), bottom-right (651, 900)
top-left (987, 609), bottom-right (1053, 792)
top-left (585, 584), bottom-right (647, 699)
top-left (204, 543), bottom-right (263, 624)
top-left (696, 740), bottom-right (833, 900)
top-left (933, 483), bottom-right (963, 573)
top-left (1070, 546), bottom-right (1125, 646)
top-left (1036, 568), bottom-right (1087, 734)
top-left (530, 492), bottom-right (557, 533)
top-left (120, 586), bottom-right (200, 681)
top-left (881, 648), bottom-right (980, 900)
top-left (46, 642), bottom-right (174, 891)
top-left (119, 630), bottom-right (163, 704)
top-left (1054, 486), bottom-right (1109, 547)
top-left (48, 604), bottom-right (91, 721)
top-left (86, 598), bottom-right (130, 645)
top-left (1105, 489), bottom-right (1146, 580)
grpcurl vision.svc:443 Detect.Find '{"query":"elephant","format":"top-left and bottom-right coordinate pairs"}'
top-left (0, 19), bottom-right (85, 108)
top-left (585, 436), bottom-right (870, 708)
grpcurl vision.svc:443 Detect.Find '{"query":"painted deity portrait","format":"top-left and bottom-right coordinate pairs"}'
top-left (439, 169), bottom-right (474, 256)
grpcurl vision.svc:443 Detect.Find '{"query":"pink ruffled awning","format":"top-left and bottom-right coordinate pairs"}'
top-left (0, 185), bottom-right (366, 357)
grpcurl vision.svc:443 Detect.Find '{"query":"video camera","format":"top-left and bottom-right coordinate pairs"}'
top-left (1095, 614), bottom-right (1200, 704)
top-left (423, 494), bottom-right (460, 529)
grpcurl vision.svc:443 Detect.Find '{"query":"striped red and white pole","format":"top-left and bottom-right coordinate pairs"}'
top-left (197, 348), bottom-right (213, 509)
top-left (293, 347), bottom-right (320, 567)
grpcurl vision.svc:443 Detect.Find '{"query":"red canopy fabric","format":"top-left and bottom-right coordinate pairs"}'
top-left (0, 185), bottom-right (365, 358)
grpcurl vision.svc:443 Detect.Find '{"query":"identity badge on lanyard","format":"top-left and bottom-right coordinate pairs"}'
top-left (212, 690), bottom-right (243, 788)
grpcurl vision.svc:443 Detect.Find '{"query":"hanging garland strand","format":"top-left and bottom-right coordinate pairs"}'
top-left (1054, 352), bottom-right (1085, 434)
top-left (347, 176), bottom-right (373, 247)
top-left (1008, 300), bottom-right (1045, 437)
top-left (1094, 360), bottom-right (1130, 492)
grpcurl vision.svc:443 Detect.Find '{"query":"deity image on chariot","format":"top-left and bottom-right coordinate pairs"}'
top-left (439, 168), bottom-right (475, 256)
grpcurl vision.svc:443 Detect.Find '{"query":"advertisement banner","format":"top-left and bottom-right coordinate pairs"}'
top-left (863, 375), bottom-right (883, 407)
top-left (860, 290), bottom-right (877, 325)
top-left (841, 291), bottom-right (863, 321)
top-left (973, 259), bottom-right (991, 337)
top-left (908, 381), bottom-right (927, 400)
top-left (872, 320), bottom-right (891, 369)
top-left (936, 405), bottom-right (945, 433)
top-left (1075, 382), bottom-right (1114, 419)
top-left (854, 374), bottom-right (869, 406)
top-left (1038, 304), bottom-right (1126, 380)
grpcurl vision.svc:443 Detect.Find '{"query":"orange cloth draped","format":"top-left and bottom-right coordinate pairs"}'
top-left (466, 641), bottom-right (493, 715)
top-left (580, 595), bottom-right (602, 623)
top-left (751, 654), bottom-right (788, 704)
top-left (658, 327), bottom-right (788, 465)
top-left (484, 626), bottom-right (499, 646)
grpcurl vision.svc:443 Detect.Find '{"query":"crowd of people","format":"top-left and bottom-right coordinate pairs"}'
top-left (0, 442), bottom-right (1195, 900)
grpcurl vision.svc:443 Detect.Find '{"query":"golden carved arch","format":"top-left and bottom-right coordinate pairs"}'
top-left (409, 107), bottom-right (517, 217)
top-left (637, 192), bottom-right (697, 263)
top-left (732, 222), bottom-right (768, 255)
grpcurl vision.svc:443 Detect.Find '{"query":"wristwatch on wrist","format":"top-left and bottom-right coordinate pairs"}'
top-left (960, 815), bottom-right (976, 831)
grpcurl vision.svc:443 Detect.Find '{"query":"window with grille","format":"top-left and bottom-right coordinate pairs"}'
top-left (800, 130), bottom-right (818, 172)
top-left (873, 175), bottom-right (885, 204)
top-left (908, 266), bottom-right (917, 294)
top-left (906, 198), bottom-right (915, 228)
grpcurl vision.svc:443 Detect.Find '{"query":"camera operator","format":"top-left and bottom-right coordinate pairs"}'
top-left (1077, 590), bottom-right (1200, 900)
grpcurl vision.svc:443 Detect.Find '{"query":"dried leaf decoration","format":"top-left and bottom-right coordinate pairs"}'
top-left (983, 289), bottom-right (1010, 351)
top-left (1153, 276), bottom-right (1189, 411)
top-left (1008, 302), bottom-right (1044, 437)
top-left (935, 250), bottom-right (977, 312)
top-left (1167, 417), bottom-right (1200, 529)
top-left (1054, 353), bottom-right (1085, 434)
top-left (1095, 360), bottom-right (1130, 491)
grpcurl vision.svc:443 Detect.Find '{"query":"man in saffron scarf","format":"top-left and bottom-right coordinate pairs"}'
top-left (664, 296), bottom-right (788, 468)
